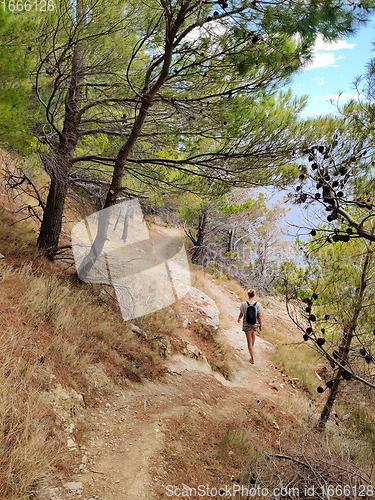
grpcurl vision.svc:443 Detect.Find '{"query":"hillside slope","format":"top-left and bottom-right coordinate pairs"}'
top-left (1, 187), bottom-right (372, 500)
top-left (35, 274), bottom-right (307, 500)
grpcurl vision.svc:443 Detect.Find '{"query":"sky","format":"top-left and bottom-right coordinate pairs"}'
top-left (268, 19), bottom-right (375, 238)
top-left (287, 18), bottom-right (375, 118)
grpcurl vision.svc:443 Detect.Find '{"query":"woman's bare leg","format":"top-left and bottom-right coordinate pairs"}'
top-left (251, 330), bottom-right (256, 350)
top-left (245, 331), bottom-right (254, 363)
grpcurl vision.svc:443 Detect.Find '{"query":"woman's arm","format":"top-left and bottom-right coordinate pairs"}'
top-left (257, 311), bottom-right (262, 332)
top-left (237, 311), bottom-right (243, 323)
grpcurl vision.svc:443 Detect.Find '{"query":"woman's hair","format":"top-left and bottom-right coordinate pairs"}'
top-left (247, 289), bottom-right (255, 298)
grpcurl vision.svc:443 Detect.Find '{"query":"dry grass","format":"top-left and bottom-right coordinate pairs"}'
top-left (0, 207), bottom-right (174, 496)
top-left (270, 341), bottom-right (324, 396)
top-left (18, 265), bottom-right (168, 389)
top-left (191, 266), bottom-right (245, 298)
top-left (0, 329), bottom-right (67, 499)
top-left (193, 320), bottom-right (232, 379)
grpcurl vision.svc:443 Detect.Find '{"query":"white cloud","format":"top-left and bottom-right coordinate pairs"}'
top-left (325, 93), bottom-right (360, 100)
top-left (313, 34), bottom-right (355, 52)
top-left (184, 19), bottom-right (227, 44)
top-left (302, 34), bottom-right (355, 71)
top-left (313, 77), bottom-right (325, 86)
top-left (313, 92), bottom-right (360, 101)
top-left (304, 51), bottom-right (338, 70)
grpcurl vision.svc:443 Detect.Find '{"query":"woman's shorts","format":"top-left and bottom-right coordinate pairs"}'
top-left (243, 325), bottom-right (258, 333)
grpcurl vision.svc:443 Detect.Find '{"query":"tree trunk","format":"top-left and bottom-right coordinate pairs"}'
top-left (37, 37), bottom-right (85, 258)
top-left (37, 157), bottom-right (70, 257)
top-left (191, 207), bottom-right (208, 264)
top-left (317, 251), bottom-right (370, 430)
top-left (227, 227), bottom-right (235, 254)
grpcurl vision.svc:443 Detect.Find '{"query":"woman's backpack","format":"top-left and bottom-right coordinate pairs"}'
top-left (245, 301), bottom-right (257, 325)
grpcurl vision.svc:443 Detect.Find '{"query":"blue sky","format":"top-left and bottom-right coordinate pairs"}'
top-left (268, 20), bottom-right (375, 238)
top-left (288, 19), bottom-right (375, 117)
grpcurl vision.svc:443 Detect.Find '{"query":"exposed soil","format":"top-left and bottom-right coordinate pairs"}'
top-left (38, 275), bottom-right (303, 500)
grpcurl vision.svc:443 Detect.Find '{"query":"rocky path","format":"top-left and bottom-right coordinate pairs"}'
top-left (40, 278), bottom-right (300, 500)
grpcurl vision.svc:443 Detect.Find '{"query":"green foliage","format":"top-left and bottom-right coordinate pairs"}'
top-left (0, 10), bottom-right (38, 152)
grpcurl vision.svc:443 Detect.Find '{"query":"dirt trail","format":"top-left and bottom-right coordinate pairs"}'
top-left (44, 277), bottom-right (300, 500)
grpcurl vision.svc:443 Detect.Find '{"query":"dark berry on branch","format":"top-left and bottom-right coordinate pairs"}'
top-left (310, 229), bottom-right (317, 236)
top-left (317, 386), bottom-right (324, 393)
top-left (317, 338), bottom-right (325, 346)
top-left (342, 370), bottom-right (352, 380)
top-left (303, 334), bottom-right (309, 341)
top-left (326, 381), bottom-right (333, 388)
top-left (311, 163), bottom-right (318, 170)
top-left (324, 315), bottom-right (330, 320)
top-left (312, 293), bottom-right (318, 300)
top-left (309, 314), bottom-right (316, 322)
top-left (365, 355), bottom-right (372, 364)
top-left (306, 327), bottom-right (313, 334)
top-left (305, 306), bottom-right (311, 313)
top-left (359, 348), bottom-right (366, 356)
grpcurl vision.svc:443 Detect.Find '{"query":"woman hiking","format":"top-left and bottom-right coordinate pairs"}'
top-left (237, 289), bottom-right (262, 364)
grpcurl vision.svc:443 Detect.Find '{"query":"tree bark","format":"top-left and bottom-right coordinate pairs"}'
top-left (37, 37), bottom-right (85, 258)
top-left (317, 251), bottom-right (370, 430)
top-left (227, 227), bottom-right (235, 254)
top-left (191, 207), bottom-right (208, 264)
